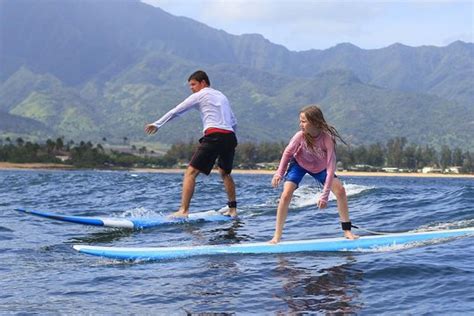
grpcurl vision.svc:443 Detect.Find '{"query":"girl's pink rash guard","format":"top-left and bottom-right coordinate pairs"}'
top-left (276, 131), bottom-right (336, 203)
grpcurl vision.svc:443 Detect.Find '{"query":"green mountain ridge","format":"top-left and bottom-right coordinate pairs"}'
top-left (0, 0), bottom-right (472, 150)
top-left (0, 110), bottom-right (52, 136)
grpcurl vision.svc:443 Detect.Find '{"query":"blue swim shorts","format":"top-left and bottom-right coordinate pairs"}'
top-left (285, 159), bottom-right (336, 188)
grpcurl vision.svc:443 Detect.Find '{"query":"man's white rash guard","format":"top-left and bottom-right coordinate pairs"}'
top-left (151, 87), bottom-right (237, 133)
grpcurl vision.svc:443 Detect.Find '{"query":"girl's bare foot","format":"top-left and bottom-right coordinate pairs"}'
top-left (269, 237), bottom-right (280, 244)
top-left (168, 210), bottom-right (189, 218)
top-left (344, 230), bottom-right (359, 240)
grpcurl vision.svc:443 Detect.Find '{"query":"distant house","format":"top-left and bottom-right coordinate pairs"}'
top-left (177, 162), bottom-right (189, 169)
top-left (349, 164), bottom-right (380, 172)
top-left (255, 162), bottom-right (279, 170)
top-left (381, 167), bottom-right (399, 173)
top-left (55, 155), bottom-right (70, 162)
top-left (397, 168), bottom-right (412, 173)
top-left (446, 166), bottom-right (461, 174)
top-left (422, 166), bottom-right (442, 173)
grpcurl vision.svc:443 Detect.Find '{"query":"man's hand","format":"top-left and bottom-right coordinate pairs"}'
top-left (145, 124), bottom-right (157, 135)
top-left (317, 199), bottom-right (327, 209)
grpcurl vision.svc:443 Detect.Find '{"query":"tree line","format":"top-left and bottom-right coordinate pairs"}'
top-left (0, 136), bottom-right (473, 173)
top-left (0, 137), bottom-right (173, 168)
top-left (167, 137), bottom-right (474, 173)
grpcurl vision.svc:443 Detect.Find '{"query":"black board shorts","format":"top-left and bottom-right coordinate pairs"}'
top-left (189, 132), bottom-right (237, 175)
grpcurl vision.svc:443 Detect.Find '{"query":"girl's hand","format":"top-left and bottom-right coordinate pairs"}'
top-left (317, 199), bottom-right (327, 209)
top-left (271, 174), bottom-right (282, 188)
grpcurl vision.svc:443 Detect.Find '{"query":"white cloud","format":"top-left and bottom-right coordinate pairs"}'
top-left (141, 0), bottom-right (473, 50)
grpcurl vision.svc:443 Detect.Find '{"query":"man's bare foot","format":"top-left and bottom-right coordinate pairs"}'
top-left (344, 230), bottom-right (359, 240)
top-left (168, 210), bottom-right (189, 219)
top-left (221, 208), bottom-right (238, 218)
top-left (268, 237), bottom-right (280, 244)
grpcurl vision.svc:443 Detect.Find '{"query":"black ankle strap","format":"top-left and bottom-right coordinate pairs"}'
top-left (341, 221), bottom-right (352, 231)
top-left (227, 201), bottom-right (237, 208)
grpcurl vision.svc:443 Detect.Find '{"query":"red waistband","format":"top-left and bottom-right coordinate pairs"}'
top-left (204, 128), bottom-right (233, 136)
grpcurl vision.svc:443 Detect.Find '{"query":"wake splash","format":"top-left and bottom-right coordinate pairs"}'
top-left (119, 207), bottom-right (166, 218)
top-left (291, 183), bottom-right (373, 208)
top-left (353, 220), bottom-right (474, 252)
top-left (351, 240), bottom-right (433, 253)
top-left (118, 207), bottom-right (228, 218)
top-left (415, 219), bottom-right (474, 232)
top-left (115, 183), bottom-right (373, 218)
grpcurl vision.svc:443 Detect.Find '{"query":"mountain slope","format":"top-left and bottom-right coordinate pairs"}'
top-left (1, 0), bottom-right (472, 103)
top-left (0, 0), bottom-right (472, 150)
top-left (0, 110), bottom-right (52, 135)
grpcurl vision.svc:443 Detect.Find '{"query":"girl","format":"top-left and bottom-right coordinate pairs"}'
top-left (270, 105), bottom-right (358, 244)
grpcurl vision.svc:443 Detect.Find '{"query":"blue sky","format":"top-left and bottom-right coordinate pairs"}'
top-left (142, 0), bottom-right (473, 51)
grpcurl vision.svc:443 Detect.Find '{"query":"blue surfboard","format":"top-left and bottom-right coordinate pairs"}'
top-left (73, 227), bottom-right (474, 261)
top-left (14, 208), bottom-right (232, 229)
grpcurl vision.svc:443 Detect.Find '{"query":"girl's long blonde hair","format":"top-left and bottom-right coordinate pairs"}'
top-left (300, 105), bottom-right (347, 148)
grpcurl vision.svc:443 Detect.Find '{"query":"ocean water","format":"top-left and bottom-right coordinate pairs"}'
top-left (1, 169), bottom-right (473, 315)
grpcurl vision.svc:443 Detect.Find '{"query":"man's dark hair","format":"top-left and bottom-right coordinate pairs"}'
top-left (188, 70), bottom-right (210, 86)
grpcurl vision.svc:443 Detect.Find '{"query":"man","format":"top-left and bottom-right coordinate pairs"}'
top-left (145, 70), bottom-right (238, 217)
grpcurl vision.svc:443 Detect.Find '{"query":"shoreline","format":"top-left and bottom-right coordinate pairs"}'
top-left (0, 162), bottom-right (74, 170)
top-left (0, 162), bottom-right (473, 178)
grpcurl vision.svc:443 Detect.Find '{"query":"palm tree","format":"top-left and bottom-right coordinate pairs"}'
top-left (55, 138), bottom-right (64, 151)
top-left (16, 138), bottom-right (25, 147)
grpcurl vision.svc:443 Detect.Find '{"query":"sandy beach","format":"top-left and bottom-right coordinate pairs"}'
top-left (1, 162), bottom-right (471, 178)
top-left (0, 162), bottom-right (74, 170)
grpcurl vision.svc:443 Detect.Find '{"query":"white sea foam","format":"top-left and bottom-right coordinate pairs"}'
top-left (291, 183), bottom-right (373, 208)
top-left (351, 240), bottom-right (432, 253)
top-left (415, 219), bottom-right (474, 232)
top-left (115, 183), bottom-right (373, 217)
top-left (119, 207), bottom-right (165, 218)
top-left (119, 207), bottom-right (224, 218)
